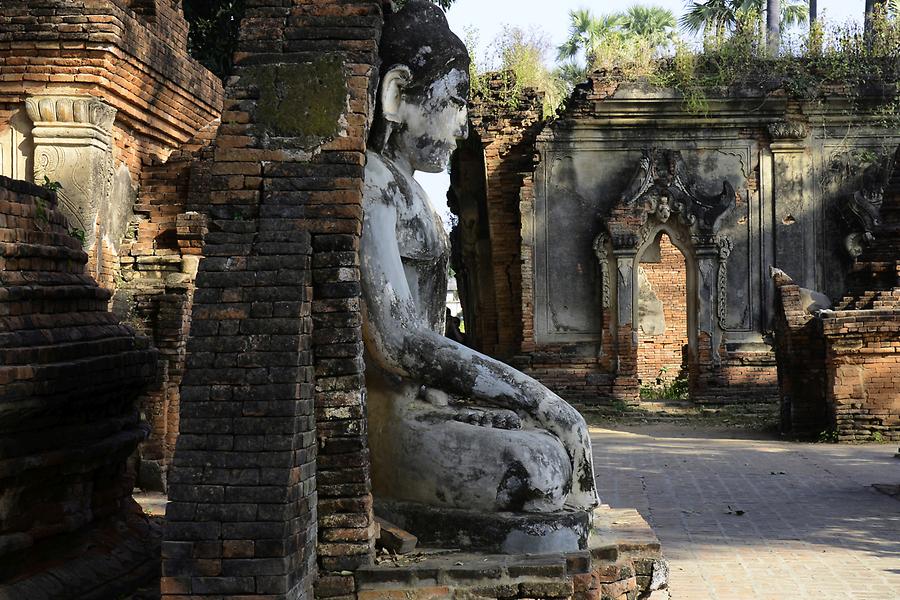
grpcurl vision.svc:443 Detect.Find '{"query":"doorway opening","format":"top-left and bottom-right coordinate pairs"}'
top-left (636, 232), bottom-right (689, 400)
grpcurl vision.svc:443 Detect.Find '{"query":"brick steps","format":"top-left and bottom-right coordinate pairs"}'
top-left (839, 148), bottom-right (900, 309)
top-left (0, 312), bottom-right (123, 342)
top-left (0, 284), bottom-right (113, 317)
top-left (0, 271), bottom-right (98, 287)
top-left (0, 227), bottom-right (83, 249)
top-left (0, 240), bottom-right (87, 264)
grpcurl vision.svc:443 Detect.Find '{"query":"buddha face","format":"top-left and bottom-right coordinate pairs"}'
top-left (383, 67), bottom-right (469, 173)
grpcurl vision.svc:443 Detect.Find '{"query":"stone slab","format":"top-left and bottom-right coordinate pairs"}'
top-left (375, 498), bottom-right (591, 555)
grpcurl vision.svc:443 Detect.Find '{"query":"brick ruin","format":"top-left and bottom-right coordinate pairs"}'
top-left (0, 176), bottom-right (158, 597)
top-left (0, 1), bottom-right (897, 599)
top-left (161, 0), bottom-right (382, 595)
top-left (773, 147), bottom-right (900, 441)
top-left (0, 2), bottom-right (673, 599)
top-left (0, 0), bottom-right (225, 493)
top-left (451, 74), bottom-right (900, 423)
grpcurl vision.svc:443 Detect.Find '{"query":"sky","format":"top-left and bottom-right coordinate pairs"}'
top-left (414, 0), bottom-right (870, 213)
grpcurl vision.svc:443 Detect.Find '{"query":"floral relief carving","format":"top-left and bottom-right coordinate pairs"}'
top-left (25, 95), bottom-right (116, 248)
top-left (592, 231), bottom-right (611, 308)
top-left (716, 235), bottom-right (734, 331)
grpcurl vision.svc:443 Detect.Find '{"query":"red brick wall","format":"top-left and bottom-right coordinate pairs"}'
top-left (824, 313), bottom-right (900, 441)
top-left (772, 281), bottom-right (829, 437)
top-left (637, 234), bottom-right (688, 385)
top-left (0, 0), bottom-right (222, 169)
top-left (0, 175), bottom-right (159, 595)
top-left (0, 0), bottom-right (224, 286)
top-left (459, 73), bottom-right (544, 360)
top-left (116, 121), bottom-right (218, 489)
top-left (451, 75), bottom-right (614, 402)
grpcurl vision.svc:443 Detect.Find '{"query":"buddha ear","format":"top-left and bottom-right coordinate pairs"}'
top-left (380, 65), bottom-right (412, 124)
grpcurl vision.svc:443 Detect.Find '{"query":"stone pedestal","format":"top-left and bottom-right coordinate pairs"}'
top-left (355, 506), bottom-right (668, 600)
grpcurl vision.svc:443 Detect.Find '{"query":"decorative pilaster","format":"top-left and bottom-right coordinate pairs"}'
top-left (696, 246), bottom-right (720, 365)
top-left (611, 249), bottom-right (639, 402)
top-left (615, 251), bottom-right (636, 334)
top-left (592, 231), bottom-right (612, 309)
top-left (25, 95), bottom-right (116, 252)
top-left (768, 119), bottom-right (816, 290)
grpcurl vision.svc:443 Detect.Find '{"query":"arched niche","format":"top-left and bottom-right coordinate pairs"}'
top-left (632, 224), bottom-right (698, 385)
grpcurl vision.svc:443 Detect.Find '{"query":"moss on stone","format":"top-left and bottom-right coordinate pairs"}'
top-left (249, 55), bottom-right (347, 147)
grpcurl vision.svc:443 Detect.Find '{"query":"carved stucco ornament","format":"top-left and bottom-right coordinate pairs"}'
top-left (838, 160), bottom-right (888, 258)
top-left (715, 235), bottom-right (734, 331)
top-left (602, 149), bottom-right (739, 352)
top-left (767, 120), bottom-right (810, 140)
top-left (617, 149), bottom-right (736, 243)
top-left (592, 231), bottom-right (611, 308)
top-left (25, 95), bottom-right (116, 248)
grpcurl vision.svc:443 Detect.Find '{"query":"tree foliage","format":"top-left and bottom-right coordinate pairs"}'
top-left (556, 6), bottom-right (678, 85)
top-left (182, 0), bottom-right (245, 80)
top-left (680, 0), bottom-right (808, 49)
top-left (394, 0), bottom-right (456, 10)
top-left (495, 26), bottom-right (568, 116)
top-left (465, 25), bottom-right (567, 117)
top-left (656, 5), bottom-right (900, 113)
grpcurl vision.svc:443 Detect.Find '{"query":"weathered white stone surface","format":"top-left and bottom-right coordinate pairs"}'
top-left (25, 95), bottom-right (118, 262)
top-left (360, 0), bottom-right (599, 527)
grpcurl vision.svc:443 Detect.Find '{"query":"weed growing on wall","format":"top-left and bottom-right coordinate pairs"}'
top-left (639, 367), bottom-right (690, 401)
top-left (817, 428), bottom-right (839, 443)
top-left (465, 25), bottom-right (566, 118)
top-left (652, 7), bottom-right (900, 115)
top-left (68, 227), bottom-right (86, 246)
top-left (34, 177), bottom-right (62, 229)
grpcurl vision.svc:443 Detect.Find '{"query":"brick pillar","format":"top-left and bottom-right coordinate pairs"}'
top-left (162, 2), bottom-right (381, 598)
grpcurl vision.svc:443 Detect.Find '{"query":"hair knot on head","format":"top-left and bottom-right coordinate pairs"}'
top-left (380, 0), bottom-right (470, 94)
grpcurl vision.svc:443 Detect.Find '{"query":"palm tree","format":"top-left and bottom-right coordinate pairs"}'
top-left (767, 0), bottom-right (781, 52)
top-left (864, 0), bottom-right (891, 35)
top-left (681, 0), bottom-right (745, 42)
top-left (681, 0), bottom-right (807, 42)
top-left (556, 9), bottom-right (625, 66)
top-left (554, 61), bottom-right (590, 89)
top-left (558, 5), bottom-right (678, 68)
top-left (621, 5), bottom-right (678, 49)
top-left (779, 1), bottom-right (809, 27)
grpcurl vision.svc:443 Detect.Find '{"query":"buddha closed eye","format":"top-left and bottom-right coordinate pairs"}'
top-left (390, 68), bottom-right (469, 173)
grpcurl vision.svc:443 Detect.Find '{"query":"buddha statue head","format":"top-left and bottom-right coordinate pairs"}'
top-left (373, 0), bottom-right (470, 173)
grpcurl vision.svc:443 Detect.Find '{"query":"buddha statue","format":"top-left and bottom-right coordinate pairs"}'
top-left (360, 1), bottom-right (599, 548)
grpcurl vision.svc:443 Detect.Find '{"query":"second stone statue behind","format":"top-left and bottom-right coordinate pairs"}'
top-left (360, 0), bottom-right (599, 553)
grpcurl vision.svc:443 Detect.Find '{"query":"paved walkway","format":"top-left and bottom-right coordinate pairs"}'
top-left (590, 425), bottom-right (900, 600)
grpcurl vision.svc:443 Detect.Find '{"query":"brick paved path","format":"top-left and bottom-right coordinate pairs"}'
top-left (591, 426), bottom-right (900, 600)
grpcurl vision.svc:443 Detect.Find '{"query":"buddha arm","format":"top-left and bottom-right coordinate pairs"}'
top-left (361, 197), bottom-right (599, 508)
